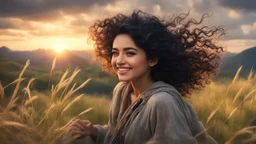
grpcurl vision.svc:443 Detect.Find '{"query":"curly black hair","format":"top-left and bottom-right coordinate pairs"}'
top-left (89, 10), bottom-right (225, 97)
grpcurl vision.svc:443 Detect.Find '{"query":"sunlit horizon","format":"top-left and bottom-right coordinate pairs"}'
top-left (54, 44), bottom-right (65, 53)
top-left (1, 40), bottom-right (255, 53)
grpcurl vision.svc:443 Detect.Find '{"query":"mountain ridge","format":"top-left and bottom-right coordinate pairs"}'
top-left (220, 46), bottom-right (256, 77)
top-left (1, 46), bottom-right (256, 78)
top-left (0, 46), bottom-right (93, 70)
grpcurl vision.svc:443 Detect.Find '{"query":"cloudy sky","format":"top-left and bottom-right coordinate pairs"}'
top-left (0, 0), bottom-right (256, 53)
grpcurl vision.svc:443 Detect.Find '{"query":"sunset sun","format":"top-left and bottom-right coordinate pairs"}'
top-left (54, 44), bottom-right (65, 53)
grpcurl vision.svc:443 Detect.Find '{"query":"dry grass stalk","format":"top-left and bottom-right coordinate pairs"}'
top-left (226, 66), bottom-right (243, 94)
top-left (50, 57), bottom-right (57, 74)
top-left (225, 88), bottom-right (256, 123)
top-left (242, 88), bottom-right (256, 102)
top-left (46, 103), bottom-right (56, 117)
top-left (4, 111), bottom-right (21, 121)
top-left (23, 78), bottom-right (36, 99)
top-left (3, 78), bottom-right (25, 89)
top-left (5, 60), bottom-right (30, 111)
top-left (0, 82), bottom-right (4, 101)
top-left (243, 133), bottom-right (256, 143)
top-left (51, 68), bottom-right (80, 101)
top-left (194, 126), bottom-right (213, 138)
top-left (0, 121), bottom-right (32, 131)
top-left (61, 94), bottom-right (84, 116)
top-left (250, 94), bottom-right (256, 107)
top-left (23, 78), bottom-right (37, 112)
top-left (72, 78), bottom-right (91, 95)
top-left (61, 83), bottom-right (77, 101)
top-left (58, 107), bottom-right (94, 131)
top-left (206, 101), bottom-right (223, 125)
top-left (232, 87), bottom-right (244, 104)
top-left (77, 107), bottom-right (94, 117)
top-left (224, 107), bottom-right (238, 123)
top-left (36, 103), bottom-right (57, 128)
top-left (10, 60), bottom-right (30, 100)
top-left (60, 68), bottom-right (81, 95)
top-left (62, 78), bottom-right (91, 102)
top-left (247, 68), bottom-right (254, 82)
top-left (24, 96), bottom-right (38, 106)
top-left (4, 97), bottom-right (19, 112)
top-left (54, 70), bottom-right (70, 94)
top-left (0, 58), bottom-right (95, 144)
top-left (54, 70), bottom-right (70, 93)
top-left (225, 126), bottom-right (256, 144)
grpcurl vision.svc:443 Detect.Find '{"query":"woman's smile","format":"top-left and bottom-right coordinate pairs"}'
top-left (117, 67), bottom-right (132, 75)
top-left (111, 34), bottom-right (153, 82)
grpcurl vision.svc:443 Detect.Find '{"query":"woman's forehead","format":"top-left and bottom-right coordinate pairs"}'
top-left (112, 34), bottom-right (138, 49)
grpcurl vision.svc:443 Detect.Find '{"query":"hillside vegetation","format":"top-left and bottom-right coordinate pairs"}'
top-left (0, 57), bottom-right (118, 96)
top-left (0, 60), bottom-right (256, 143)
top-left (220, 47), bottom-right (256, 77)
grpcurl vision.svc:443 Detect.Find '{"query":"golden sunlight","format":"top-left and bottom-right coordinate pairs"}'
top-left (53, 44), bottom-right (65, 53)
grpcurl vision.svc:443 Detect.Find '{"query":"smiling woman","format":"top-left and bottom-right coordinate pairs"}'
top-left (64, 10), bottom-right (224, 144)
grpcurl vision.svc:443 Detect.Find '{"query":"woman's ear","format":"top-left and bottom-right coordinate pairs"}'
top-left (149, 57), bottom-right (158, 67)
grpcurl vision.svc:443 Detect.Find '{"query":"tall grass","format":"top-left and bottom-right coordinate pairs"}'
top-left (0, 60), bottom-right (110, 144)
top-left (190, 66), bottom-right (256, 143)
top-left (1, 60), bottom-right (256, 143)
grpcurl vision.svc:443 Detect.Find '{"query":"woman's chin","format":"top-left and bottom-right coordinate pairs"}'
top-left (118, 78), bottom-right (130, 82)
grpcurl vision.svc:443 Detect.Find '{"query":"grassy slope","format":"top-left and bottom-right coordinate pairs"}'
top-left (0, 59), bottom-right (118, 96)
top-left (0, 62), bottom-right (256, 143)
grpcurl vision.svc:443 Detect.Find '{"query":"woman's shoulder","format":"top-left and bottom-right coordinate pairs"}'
top-left (147, 90), bottom-right (193, 110)
top-left (147, 91), bottom-right (178, 107)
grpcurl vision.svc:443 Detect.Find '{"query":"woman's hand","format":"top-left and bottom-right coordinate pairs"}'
top-left (66, 120), bottom-right (98, 139)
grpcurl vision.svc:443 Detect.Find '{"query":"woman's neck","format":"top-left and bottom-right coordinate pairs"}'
top-left (130, 77), bottom-right (154, 98)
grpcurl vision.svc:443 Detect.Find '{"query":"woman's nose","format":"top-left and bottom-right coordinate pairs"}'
top-left (116, 55), bottom-right (125, 64)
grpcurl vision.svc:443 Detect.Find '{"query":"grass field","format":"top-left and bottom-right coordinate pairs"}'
top-left (0, 61), bottom-right (256, 144)
top-left (189, 67), bottom-right (256, 143)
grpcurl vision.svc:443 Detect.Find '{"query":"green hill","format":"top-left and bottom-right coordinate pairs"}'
top-left (220, 47), bottom-right (256, 77)
top-left (0, 47), bottom-right (90, 70)
top-left (0, 47), bottom-right (118, 96)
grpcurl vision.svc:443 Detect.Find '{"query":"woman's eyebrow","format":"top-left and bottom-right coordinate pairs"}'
top-left (124, 47), bottom-right (138, 51)
top-left (112, 47), bottom-right (138, 51)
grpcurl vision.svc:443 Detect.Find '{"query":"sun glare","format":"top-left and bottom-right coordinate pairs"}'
top-left (54, 44), bottom-right (65, 54)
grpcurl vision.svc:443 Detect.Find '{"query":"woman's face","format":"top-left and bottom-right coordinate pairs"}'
top-left (111, 34), bottom-right (153, 82)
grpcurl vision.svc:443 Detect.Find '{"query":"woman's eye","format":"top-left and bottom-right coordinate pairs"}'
top-left (111, 52), bottom-right (118, 56)
top-left (127, 52), bottom-right (136, 56)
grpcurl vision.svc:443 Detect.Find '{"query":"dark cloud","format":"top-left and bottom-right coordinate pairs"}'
top-left (0, 19), bottom-right (15, 29)
top-left (0, 29), bottom-right (26, 37)
top-left (232, 28), bottom-right (256, 40)
top-left (148, 0), bottom-right (186, 14)
top-left (0, 18), bottom-right (35, 30)
top-left (217, 0), bottom-right (256, 12)
top-left (193, 0), bottom-right (214, 12)
top-left (0, 0), bottom-right (117, 21)
top-left (0, 0), bottom-right (256, 42)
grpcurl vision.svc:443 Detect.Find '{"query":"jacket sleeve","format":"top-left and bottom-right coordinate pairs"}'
top-left (87, 82), bottom-right (126, 144)
top-left (146, 92), bottom-right (204, 144)
top-left (93, 124), bottom-right (109, 144)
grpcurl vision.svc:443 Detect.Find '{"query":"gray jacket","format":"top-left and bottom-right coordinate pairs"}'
top-left (73, 81), bottom-right (217, 144)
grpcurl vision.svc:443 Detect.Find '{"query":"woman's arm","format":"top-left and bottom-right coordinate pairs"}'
top-left (147, 92), bottom-right (216, 144)
top-left (147, 92), bottom-right (197, 144)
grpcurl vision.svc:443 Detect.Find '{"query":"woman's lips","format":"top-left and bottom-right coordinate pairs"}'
top-left (117, 67), bottom-right (131, 75)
